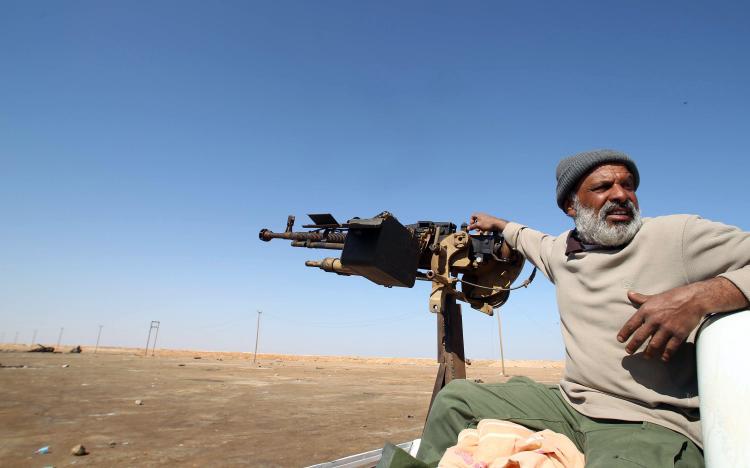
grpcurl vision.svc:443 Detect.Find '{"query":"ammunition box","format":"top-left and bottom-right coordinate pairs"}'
top-left (341, 216), bottom-right (419, 287)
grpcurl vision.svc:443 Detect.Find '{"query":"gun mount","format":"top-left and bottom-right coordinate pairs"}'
top-left (260, 211), bottom-right (534, 406)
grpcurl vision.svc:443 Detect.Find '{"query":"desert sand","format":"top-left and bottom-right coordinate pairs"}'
top-left (0, 345), bottom-right (563, 467)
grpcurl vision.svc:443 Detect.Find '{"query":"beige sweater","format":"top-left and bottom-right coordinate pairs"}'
top-left (503, 215), bottom-right (750, 447)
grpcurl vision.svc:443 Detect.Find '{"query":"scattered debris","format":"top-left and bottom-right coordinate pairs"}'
top-left (0, 363), bottom-right (26, 368)
top-left (407, 414), bottom-right (414, 419)
top-left (70, 346), bottom-right (82, 353)
top-left (62, 364), bottom-right (70, 368)
top-left (178, 364), bottom-right (185, 367)
top-left (109, 441), bottom-right (117, 448)
top-left (36, 446), bottom-right (50, 454)
top-left (473, 378), bottom-right (484, 383)
top-left (193, 356), bottom-right (201, 360)
top-left (135, 400), bottom-right (143, 405)
top-left (30, 344), bottom-right (54, 353)
top-left (71, 444), bottom-right (88, 456)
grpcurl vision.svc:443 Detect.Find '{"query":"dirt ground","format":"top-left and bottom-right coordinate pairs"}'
top-left (0, 345), bottom-right (563, 467)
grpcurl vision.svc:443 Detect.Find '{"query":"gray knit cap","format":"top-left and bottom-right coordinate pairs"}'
top-left (555, 149), bottom-right (639, 210)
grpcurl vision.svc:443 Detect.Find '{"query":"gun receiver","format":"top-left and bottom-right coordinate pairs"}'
top-left (259, 212), bottom-right (528, 315)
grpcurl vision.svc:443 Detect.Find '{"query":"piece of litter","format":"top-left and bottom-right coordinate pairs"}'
top-left (71, 444), bottom-right (88, 456)
top-left (36, 446), bottom-right (50, 454)
top-left (62, 364), bottom-right (70, 368)
top-left (134, 400), bottom-right (143, 405)
top-left (108, 441), bottom-right (117, 447)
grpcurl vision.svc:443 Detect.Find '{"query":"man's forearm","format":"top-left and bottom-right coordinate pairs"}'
top-left (691, 276), bottom-right (750, 316)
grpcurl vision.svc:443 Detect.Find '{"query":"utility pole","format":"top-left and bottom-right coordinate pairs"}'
top-left (496, 310), bottom-right (506, 376)
top-left (31, 329), bottom-right (38, 345)
top-left (144, 321), bottom-right (161, 357)
top-left (151, 322), bottom-right (160, 357)
top-left (14, 331), bottom-right (19, 345)
top-left (253, 310), bottom-right (262, 364)
top-left (57, 327), bottom-right (64, 348)
top-left (95, 325), bottom-right (103, 353)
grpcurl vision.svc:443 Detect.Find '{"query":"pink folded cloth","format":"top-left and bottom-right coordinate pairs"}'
top-left (439, 419), bottom-right (585, 468)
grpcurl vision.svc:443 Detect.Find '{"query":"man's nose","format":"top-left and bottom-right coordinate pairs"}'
top-left (609, 184), bottom-right (629, 203)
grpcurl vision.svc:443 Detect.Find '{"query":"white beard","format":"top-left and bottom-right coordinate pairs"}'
top-left (572, 195), bottom-right (643, 247)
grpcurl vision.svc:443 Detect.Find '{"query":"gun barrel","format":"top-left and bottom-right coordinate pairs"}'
top-left (259, 229), bottom-right (347, 243)
top-left (305, 258), bottom-right (356, 276)
top-left (291, 241), bottom-right (345, 250)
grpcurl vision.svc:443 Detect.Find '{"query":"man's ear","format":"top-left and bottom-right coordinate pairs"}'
top-left (564, 197), bottom-right (576, 218)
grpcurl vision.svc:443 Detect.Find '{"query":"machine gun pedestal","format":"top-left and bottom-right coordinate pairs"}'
top-left (428, 293), bottom-right (466, 412)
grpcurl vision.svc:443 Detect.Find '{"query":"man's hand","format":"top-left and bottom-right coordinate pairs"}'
top-left (617, 277), bottom-right (749, 362)
top-left (617, 288), bottom-right (704, 362)
top-left (468, 213), bottom-right (508, 233)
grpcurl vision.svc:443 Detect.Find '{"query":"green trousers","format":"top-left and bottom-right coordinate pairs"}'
top-left (417, 377), bottom-right (703, 467)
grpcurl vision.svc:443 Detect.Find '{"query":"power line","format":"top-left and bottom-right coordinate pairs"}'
top-left (261, 310), bottom-right (421, 329)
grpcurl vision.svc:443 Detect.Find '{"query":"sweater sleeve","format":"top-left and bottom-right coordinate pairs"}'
top-left (682, 215), bottom-right (750, 301)
top-left (502, 222), bottom-right (557, 284)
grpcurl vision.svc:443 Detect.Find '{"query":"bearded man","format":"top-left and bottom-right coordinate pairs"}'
top-left (414, 150), bottom-right (750, 467)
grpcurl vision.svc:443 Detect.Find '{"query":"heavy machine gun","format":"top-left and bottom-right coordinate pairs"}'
top-left (259, 211), bottom-right (534, 406)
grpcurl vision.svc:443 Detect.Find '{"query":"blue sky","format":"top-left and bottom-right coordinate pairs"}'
top-left (2, 1), bottom-right (748, 360)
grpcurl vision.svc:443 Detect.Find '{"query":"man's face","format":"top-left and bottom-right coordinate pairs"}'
top-left (565, 163), bottom-right (643, 247)
top-left (565, 164), bottom-right (639, 223)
